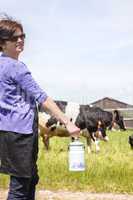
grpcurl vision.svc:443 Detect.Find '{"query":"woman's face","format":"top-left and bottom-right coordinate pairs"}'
top-left (2, 28), bottom-right (25, 59)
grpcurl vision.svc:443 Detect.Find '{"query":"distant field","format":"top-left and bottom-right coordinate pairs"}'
top-left (0, 130), bottom-right (133, 194)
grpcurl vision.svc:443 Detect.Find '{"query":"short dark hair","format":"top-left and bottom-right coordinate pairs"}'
top-left (0, 15), bottom-right (23, 51)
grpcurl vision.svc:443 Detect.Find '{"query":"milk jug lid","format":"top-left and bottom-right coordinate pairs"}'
top-left (69, 139), bottom-right (83, 146)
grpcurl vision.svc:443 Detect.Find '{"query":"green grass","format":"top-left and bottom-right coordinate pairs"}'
top-left (0, 130), bottom-right (133, 194)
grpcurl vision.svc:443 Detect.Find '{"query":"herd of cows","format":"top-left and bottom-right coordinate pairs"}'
top-left (38, 100), bottom-right (132, 153)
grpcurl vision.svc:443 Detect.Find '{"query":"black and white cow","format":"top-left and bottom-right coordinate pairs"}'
top-left (108, 110), bottom-right (126, 131)
top-left (39, 100), bottom-right (113, 153)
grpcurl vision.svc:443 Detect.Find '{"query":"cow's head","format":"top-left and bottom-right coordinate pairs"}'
top-left (46, 117), bottom-right (57, 127)
top-left (94, 120), bottom-right (109, 141)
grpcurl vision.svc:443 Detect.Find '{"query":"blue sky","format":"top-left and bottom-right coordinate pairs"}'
top-left (1, 0), bottom-right (133, 104)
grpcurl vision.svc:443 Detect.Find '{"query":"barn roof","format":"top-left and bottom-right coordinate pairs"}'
top-left (90, 97), bottom-right (133, 109)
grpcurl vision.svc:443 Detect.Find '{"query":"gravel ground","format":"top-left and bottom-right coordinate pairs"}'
top-left (0, 190), bottom-right (133, 200)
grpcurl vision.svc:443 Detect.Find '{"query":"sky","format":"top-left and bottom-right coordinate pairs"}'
top-left (1, 0), bottom-right (133, 105)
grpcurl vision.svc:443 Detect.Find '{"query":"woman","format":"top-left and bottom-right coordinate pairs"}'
top-left (0, 16), bottom-right (80, 200)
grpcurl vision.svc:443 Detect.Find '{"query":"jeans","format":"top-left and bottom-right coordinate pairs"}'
top-left (7, 174), bottom-right (39, 200)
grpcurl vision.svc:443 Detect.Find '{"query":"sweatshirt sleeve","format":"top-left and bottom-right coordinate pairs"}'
top-left (12, 61), bottom-right (48, 104)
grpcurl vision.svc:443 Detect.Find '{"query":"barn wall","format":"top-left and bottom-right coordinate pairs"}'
top-left (124, 118), bottom-right (133, 129)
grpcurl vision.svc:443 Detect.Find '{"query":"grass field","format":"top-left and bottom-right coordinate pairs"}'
top-left (0, 130), bottom-right (133, 194)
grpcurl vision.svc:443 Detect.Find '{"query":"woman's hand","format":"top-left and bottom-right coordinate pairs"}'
top-left (65, 121), bottom-right (80, 139)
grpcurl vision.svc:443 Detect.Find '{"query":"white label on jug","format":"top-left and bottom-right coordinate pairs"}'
top-left (69, 151), bottom-right (85, 171)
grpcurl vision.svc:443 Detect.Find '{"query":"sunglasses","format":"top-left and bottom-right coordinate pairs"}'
top-left (10, 33), bottom-right (26, 42)
top-left (4, 33), bottom-right (26, 42)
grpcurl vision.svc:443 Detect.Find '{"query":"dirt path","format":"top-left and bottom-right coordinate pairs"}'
top-left (0, 189), bottom-right (133, 200)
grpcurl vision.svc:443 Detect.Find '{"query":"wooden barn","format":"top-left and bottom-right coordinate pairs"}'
top-left (90, 97), bottom-right (133, 129)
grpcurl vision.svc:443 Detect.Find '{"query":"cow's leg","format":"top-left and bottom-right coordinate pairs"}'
top-left (89, 132), bottom-right (101, 153)
top-left (42, 134), bottom-right (50, 150)
top-left (39, 123), bottom-right (51, 150)
top-left (81, 130), bottom-right (92, 153)
top-left (95, 139), bottom-right (100, 152)
top-left (86, 136), bottom-right (92, 153)
top-left (81, 130), bottom-right (91, 153)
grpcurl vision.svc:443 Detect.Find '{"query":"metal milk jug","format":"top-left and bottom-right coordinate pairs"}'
top-left (68, 139), bottom-right (85, 171)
